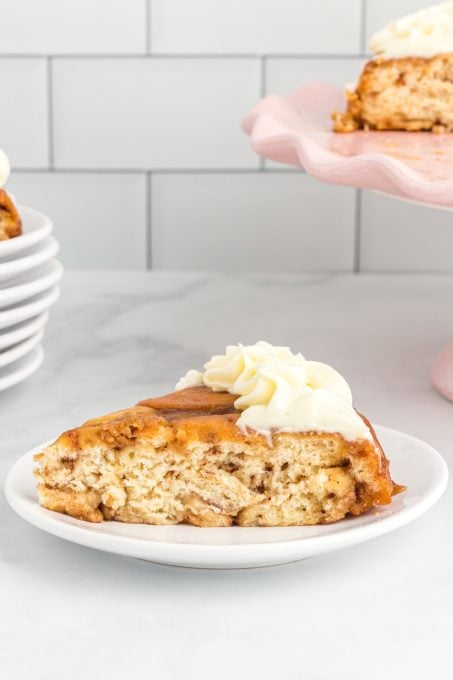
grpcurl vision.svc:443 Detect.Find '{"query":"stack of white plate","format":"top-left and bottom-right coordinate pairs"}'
top-left (0, 207), bottom-right (62, 393)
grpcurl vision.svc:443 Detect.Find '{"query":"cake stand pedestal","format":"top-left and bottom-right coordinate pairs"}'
top-left (431, 339), bottom-right (453, 401)
top-left (242, 83), bottom-right (453, 401)
top-left (376, 193), bottom-right (453, 401)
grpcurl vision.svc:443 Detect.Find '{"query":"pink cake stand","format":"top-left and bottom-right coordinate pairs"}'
top-left (242, 83), bottom-right (453, 400)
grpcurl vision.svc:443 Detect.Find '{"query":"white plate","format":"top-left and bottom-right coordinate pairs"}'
top-left (0, 236), bottom-right (59, 283)
top-left (0, 312), bottom-right (48, 351)
top-left (0, 345), bottom-right (43, 393)
top-left (0, 206), bottom-right (53, 261)
top-left (0, 329), bottom-right (43, 369)
top-left (0, 259), bottom-right (63, 309)
top-left (4, 426), bottom-right (448, 569)
top-left (0, 285), bottom-right (59, 330)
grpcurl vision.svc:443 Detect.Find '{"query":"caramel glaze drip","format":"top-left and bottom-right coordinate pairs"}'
top-left (138, 385), bottom-right (239, 421)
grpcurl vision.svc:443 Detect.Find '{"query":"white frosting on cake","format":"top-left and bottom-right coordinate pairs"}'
top-left (0, 149), bottom-right (10, 188)
top-left (175, 342), bottom-right (372, 441)
top-left (369, 2), bottom-right (453, 59)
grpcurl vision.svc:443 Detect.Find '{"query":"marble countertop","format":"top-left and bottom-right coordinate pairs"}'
top-left (1, 271), bottom-right (452, 680)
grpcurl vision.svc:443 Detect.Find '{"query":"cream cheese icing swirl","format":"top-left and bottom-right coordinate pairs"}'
top-left (175, 341), bottom-right (371, 441)
top-left (0, 149), bottom-right (10, 188)
top-left (369, 1), bottom-right (453, 60)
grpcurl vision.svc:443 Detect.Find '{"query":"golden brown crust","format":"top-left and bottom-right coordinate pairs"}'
top-left (35, 386), bottom-right (400, 527)
top-left (0, 189), bottom-right (22, 240)
top-left (52, 405), bottom-right (170, 452)
top-left (333, 53), bottom-right (453, 133)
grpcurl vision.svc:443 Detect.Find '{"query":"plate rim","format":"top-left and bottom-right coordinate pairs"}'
top-left (0, 328), bottom-right (44, 369)
top-left (0, 259), bottom-right (63, 307)
top-left (0, 206), bottom-right (53, 259)
top-left (0, 236), bottom-right (59, 279)
top-left (4, 425), bottom-right (449, 566)
top-left (0, 344), bottom-right (44, 392)
top-left (0, 284), bottom-right (60, 330)
top-left (0, 311), bottom-right (49, 351)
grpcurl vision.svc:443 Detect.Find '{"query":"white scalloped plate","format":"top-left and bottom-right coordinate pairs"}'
top-left (0, 206), bottom-right (53, 260)
top-left (0, 312), bottom-right (48, 351)
top-left (0, 329), bottom-right (43, 369)
top-left (0, 345), bottom-right (44, 392)
top-left (4, 426), bottom-right (448, 569)
top-left (0, 237), bottom-right (59, 284)
top-left (0, 259), bottom-right (63, 309)
top-left (242, 83), bottom-right (453, 208)
top-left (0, 285), bottom-right (59, 331)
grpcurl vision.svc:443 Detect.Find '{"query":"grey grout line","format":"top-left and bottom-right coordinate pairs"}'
top-left (14, 167), bottom-right (305, 174)
top-left (255, 53), bottom-right (368, 60)
top-left (359, 269), bottom-right (453, 276)
top-left (360, 0), bottom-right (368, 52)
top-left (260, 56), bottom-right (266, 98)
top-left (145, 0), bottom-right (151, 54)
top-left (353, 189), bottom-right (362, 273)
top-left (0, 52), bottom-right (369, 60)
top-left (46, 57), bottom-right (54, 168)
top-left (13, 167), bottom-right (145, 174)
top-left (146, 172), bottom-right (152, 270)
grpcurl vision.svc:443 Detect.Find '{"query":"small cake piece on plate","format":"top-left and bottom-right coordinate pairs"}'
top-left (0, 189), bottom-right (22, 241)
top-left (333, 2), bottom-right (453, 133)
top-left (35, 342), bottom-right (403, 527)
top-left (0, 150), bottom-right (21, 240)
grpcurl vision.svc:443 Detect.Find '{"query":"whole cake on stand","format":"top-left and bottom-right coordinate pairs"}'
top-left (243, 1), bottom-right (453, 401)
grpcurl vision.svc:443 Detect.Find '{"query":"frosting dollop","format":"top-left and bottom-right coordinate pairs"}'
top-left (0, 149), bottom-right (10, 188)
top-left (369, 2), bottom-right (453, 59)
top-left (175, 341), bottom-right (371, 441)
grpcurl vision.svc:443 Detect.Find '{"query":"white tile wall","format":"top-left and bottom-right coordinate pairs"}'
top-left (7, 173), bottom-right (147, 269)
top-left (0, 0), bottom-right (449, 273)
top-left (52, 58), bottom-right (260, 170)
top-left (266, 58), bottom-right (366, 96)
top-left (0, 59), bottom-right (48, 168)
top-left (151, 174), bottom-right (356, 272)
top-left (150, 0), bottom-right (362, 54)
top-left (0, 0), bottom-right (146, 54)
top-left (361, 192), bottom-right (453, 273)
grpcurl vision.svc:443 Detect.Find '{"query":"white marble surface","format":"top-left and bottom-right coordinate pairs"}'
top-left (1, 271), bottom-right (452, 679)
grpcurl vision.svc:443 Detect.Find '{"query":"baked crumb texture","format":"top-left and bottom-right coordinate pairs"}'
top-left (333, 53), bottom-right (453, 133)
top-left (0, 189), bottom-right (22, 241)
top-left (35, 386), bottom-right (398, 527)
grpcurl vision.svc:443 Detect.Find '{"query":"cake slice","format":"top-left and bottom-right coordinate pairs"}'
top-left (0, 189), bottom-right (22, 240)
top-left (35, 343), bottom-right (402, 527)
top-left (333, 2), bottom-right (453, 133)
